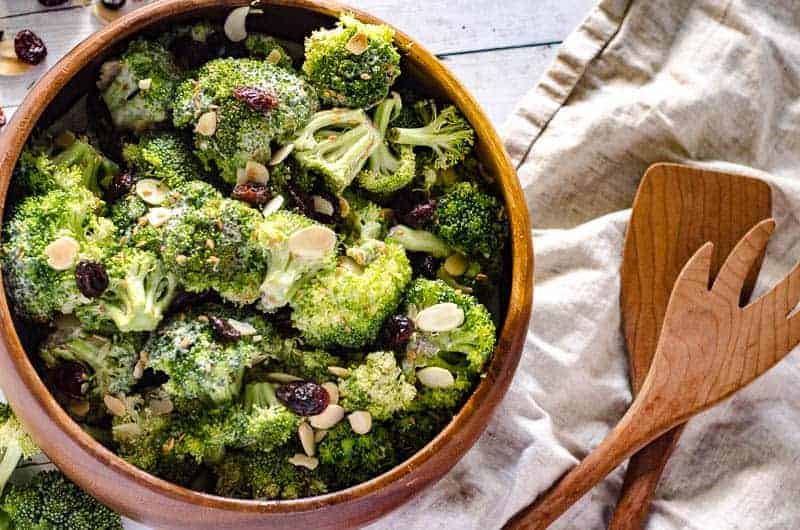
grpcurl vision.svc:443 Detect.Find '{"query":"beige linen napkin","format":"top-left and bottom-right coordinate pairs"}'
top-left (370, 0), bottom-right (800, 528)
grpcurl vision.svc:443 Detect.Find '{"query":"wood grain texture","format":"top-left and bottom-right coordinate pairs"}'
top-left (611, 163), bottom-right (772, 529)
top-left (504, 179), bottom-right (800, 530)
top-left (0, 1), bottom-right (534, 529)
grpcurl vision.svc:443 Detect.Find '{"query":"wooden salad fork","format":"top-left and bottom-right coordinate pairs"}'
top-left (505, 218), bottom-right (800, 530)
top-left (612, 163), bottom-right (772, 529)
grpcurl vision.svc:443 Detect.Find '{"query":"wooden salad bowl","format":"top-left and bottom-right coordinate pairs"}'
top-left (0, 1), bottom-right (533, 528)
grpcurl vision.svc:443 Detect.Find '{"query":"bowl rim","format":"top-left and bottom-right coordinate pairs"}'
top-left (0, 0), bottom-right (533, 526)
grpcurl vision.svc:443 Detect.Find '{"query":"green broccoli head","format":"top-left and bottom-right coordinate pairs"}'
top-left (254, 210), bottom-right (338, 312)
top-left (75, 247), bottom-right (177, 333)
top-left (2, 188), bottom-right (116, 321)
top-left (0, 404), bottom-right (38, 496)
top-left (410, 368), bottom-right (474, 412)
top-left (317, 421), bottom-right (397, 487)
top-left (338, 351), bottom-right (416, 420)
top-left (389, 105), bottom-right (474, 170)
top-left (291, 241), bottom-right (411, 349)
top-left (389, 410), bottom-right (447, 458)
top-left (38, 318), bottom-right (139, 400)
top-left (99, 38), bottom-right (183, 133)
top-left (122, 132), bottom-right (208, 189)
top-left (386, 224), bottom-right (451, 258)
top-left (163, 196), bottom-right (266, 305)
top-left (213, 447), bottom-right (328, 500)
top-left (266, 339), bottom-right (345, 383)
top-left (245, 34), bottom-right (295, 70)
top-left (235, 382), bottom-right (300, 452)
top-left (402, 279), bottom-right (496, 376)
top-left (1, 471), bottom-right (122, 530)
top-left (343, 192), bottom-right (389, 244)
top-left (111, 393), bottom-right (178, 473)
top-left (292, 108), bottom-right (381, 193)
top-left (357, 93), bottom-right (416, 194)
top-left (433, 182), bottom-right (507, 258)
top-left (266, 157), bottom-right (316, 197)
top-left (173, 57), bottom-right (318, 184)
top-left (144, 304), bottom-right (278, 409)
top-left (302, 14), bottom-right (401, 109)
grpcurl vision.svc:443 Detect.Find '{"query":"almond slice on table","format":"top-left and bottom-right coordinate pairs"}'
top-left (417, 366), bottom-right (455, 389)
top-left (309, 404), bottom-right (345, 430)
top-left (415, 302), bottom-right (465, 332)
top-left (45, 236), bottom-right (80, 270)
top-left (135, 179), bottom-right (170, 205)
top-left (0, 40), bottom-right (17, 60)
top-left (288, 225), bottom-right (337, 260)
top-left (0, 56), bottom-right (31, 76)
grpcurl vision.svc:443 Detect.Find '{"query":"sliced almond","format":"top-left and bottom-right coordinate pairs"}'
top-left (54, 130), bottom-right (76, 148)
top-left (345, 32), bottom-right (368, 55)
top-left (288, 225), bottom-right (337, 260)
top-left (104, 394), bottom-right (127, 417)
top-left (444, 253), bottom-right (468, 277)
top-left (417, 366), bottom-right (455, 389)
top-left (149, 398), bottom-right (174, 416)
top-left (312, 195), bottom-right (335, 216)
top-left (321, 382), bottom-right (339, 406)
top-left (415, 302), bottom-right (465, 332)
top-left (93, 2), bottom-right (125, 24)
top-left (68, 400), bottom-right (91, 417)
top-left (0, 57), bottom-right (31, 76)
top-left (328, 366), bottom-right (349, 378)
top-left (136, 179), bottom-right (170, 206)
top-left (262, 195), bottom-right (285, 217)
top-left (138, 78), bottom-right (152, 90)
top-left (348, 410), bottom-right (372, 435)
top-left (309, 404), bottom-right (345, 430)
top-left (298, 422), bottom-right (315, 457)
top-left (0, 40), bottom-right (15, 61)
top-left (227, 319), bottom-right (257, 336)
top-left (266, 372), bottom-right (302, 384)
top-left (266, 49), bottom-right (283, 65)
top-left (245, 160), bottom-right (269, 184)
top-left (45, 236), bottom-right (80, 270)
top-left (112, 422), bottom-right (142, 440)
top-left (146, 207), bottom-right (173, 227)
top-left (338, 196), bottom-right (350, 218)
top-left (195, 111), bottom-right (218, 136)
top-left (314, 429), bottom-right (328, 443)
top-left (133, 358), bottom-right (145, 380)
top-left (269, 144), bottom-right (294, 166)
top-left (224, 6), bottom-right (250, 42)
top-left (288, 453), bottom-right (319, 470)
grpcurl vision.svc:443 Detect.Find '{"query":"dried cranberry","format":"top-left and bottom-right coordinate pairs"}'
top-left (75, 261), bottom-right (109, 298)
top-left (209, 316), bottom-right (242, 342)
top-left (232, 181), bottom-right (271, 206)
top-left (51, 361), bottom-right (89, 399)
top-left (101, 0), bottom-right (126, 10)
top-left (104, 171), bottom-right (134, 202)
top-left (399, 199), bottom-right (436, 228)
top-left (38, 0), bottom-right (69, 6)
top-left (167, 288), bottom-right (219, 315)
top-left (0, 107), bottom-right (5, 128)
top-left (380, 315), bottom-right (415, 350)
top-left (232, 87), bottom-right (279, 114)
top-left (270, 306), bottom-right (298, 337)
top-left (408, 252), bottom-right (440, 279)
top-left (276, 381), bottom-right (329, 416)
top-left (14, 30), bottom-right (47, 65)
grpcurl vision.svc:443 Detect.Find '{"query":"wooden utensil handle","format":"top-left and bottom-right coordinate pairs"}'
top-left (608, 425), bottom-right (684, 530)
top-left (504, 404), bottom-right (664, 530)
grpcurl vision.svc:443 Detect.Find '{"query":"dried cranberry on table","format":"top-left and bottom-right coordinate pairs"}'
top-left (232, 87), bottom-right (279, 114)
top-left (232, 181), bottom-right (271, 206)
top-left (104, 171), bottom-right (134, 202)
top-left (276, 381), bottom-right (330, 416)
top-left (75, 261), bottom-right (109, 298)
top-left (380, 315), bottom-right (415, 350)
top-left (14, 29), bottom-right (47, 65)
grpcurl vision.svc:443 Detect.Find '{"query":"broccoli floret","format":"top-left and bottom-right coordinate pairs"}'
top-left (357, 93), bottom-right (416, 194)
top-left (389, 410), bottom-right (447, 458)
top-left (38, 319), bottom-right (139, 400)
top-left (302, 14), bottom-right (401, 109)
top-left (254, 210), bottom-right (337, 312)
top-left (163, 196), bottom-right (266, 305)
top-left (122, 132), bottom-right (208, 189)
top-left (343, 192), bottom-right (388, 244)
top-left (145, 305), bottom-right (278, 409)
top-left (111, 393), bottom-right (180, 474)
top-left (235, 382), bottom-right (300, 452)
top-left (389, 105), bottom-right (474, 170)
top-left (173, 58), bottom-right (318, 184)
top-left (266, 157), bottom-right (316, 196)
top-left (213, 448), bottom-right (328, 500)
top-left (317, 421), bottom-right (396, 487)
top-left (245, 34), bottom-right (295, 70)
top-left (386, 224), bottom-right (451, 258)
top-left (433, 182), bottom-right (507, 258)
top-left (292, 108), bottom-right (381, 193)
top-left (291, 241), bottom-right (411, 349)
top-left (0, 405), bottom-right (38, 496)
top-left (410, 368), bottom-right (474, 411)
top-left (265, 339), bottom-right (345, 383)
top-left (2, 188), bottom-right (116, 321)
top-left (99, 38), bottom-right (183, 133)
top-left (1, 471), bottom-right (122, 530)
top-left (75, 247), bottom-right (177, 333)
top-left (402, 279), bottom-right (496, 376)
top-left (15, 138), bottom-right (120, 196)
top-left (338, 351), bottom-right (415, 420)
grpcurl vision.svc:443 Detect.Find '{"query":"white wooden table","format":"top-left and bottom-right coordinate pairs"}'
top-left (1, 0), bottom-right (595, 128)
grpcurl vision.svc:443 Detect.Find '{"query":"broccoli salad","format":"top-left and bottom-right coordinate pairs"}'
top-left (2, 11), bottom-right (509, 500)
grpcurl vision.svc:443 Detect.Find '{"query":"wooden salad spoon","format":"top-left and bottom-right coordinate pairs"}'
top-left (612, 163), bottom-right (772, 529)
top-left (505, 217), bottom-right (800, 530)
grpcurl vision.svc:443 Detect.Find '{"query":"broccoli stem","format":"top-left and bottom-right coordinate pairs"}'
top-left (244, 383), bottom-right (280, 410)
top-left (0, 444), bottom-right (22, 495)
top-left (388, 225), bottom-right (451, 258)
